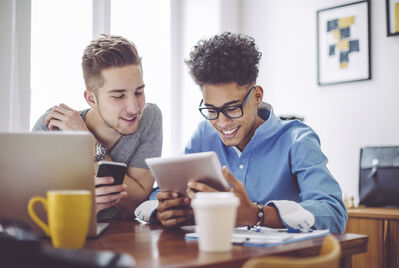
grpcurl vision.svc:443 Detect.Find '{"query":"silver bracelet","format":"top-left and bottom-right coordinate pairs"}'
top-left (255, 203), bottom-right (264, 227)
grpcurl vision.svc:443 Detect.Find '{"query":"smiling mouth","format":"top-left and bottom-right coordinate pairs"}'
top-left (121, 116), bottom-right (137, 122)
top-left (220, 127), bottom-right (239, 135)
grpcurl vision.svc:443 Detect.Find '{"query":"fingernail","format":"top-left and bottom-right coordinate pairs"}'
top-left (184, 198), bottom-right (190, 204)
top-left (172, 192), bottom-right (178, 198)
top-left (187, 182), bottom-right (193, 187)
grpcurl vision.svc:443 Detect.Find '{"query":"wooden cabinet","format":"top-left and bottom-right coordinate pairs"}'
top-left (345, 207), bottom-right (399, 268)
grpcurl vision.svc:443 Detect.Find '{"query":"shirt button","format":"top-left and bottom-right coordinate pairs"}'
top-left (239, 164), bottom-right (244, 169)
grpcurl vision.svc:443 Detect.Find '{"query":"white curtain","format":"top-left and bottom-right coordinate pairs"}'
top-left (0, 0), bottom-right (31, 132)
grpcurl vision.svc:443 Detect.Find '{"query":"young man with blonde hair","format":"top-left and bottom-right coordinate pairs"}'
top-left (33, 35), bottom-right (162, 219)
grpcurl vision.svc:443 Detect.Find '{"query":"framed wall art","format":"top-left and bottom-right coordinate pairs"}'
top-left (386, 0), bottom-right (399, 36)
top-left (317, 1), bottom-right (371, 86)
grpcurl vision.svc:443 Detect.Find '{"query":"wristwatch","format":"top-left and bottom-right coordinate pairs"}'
top-left (94, 142), bottom-right (107, 162)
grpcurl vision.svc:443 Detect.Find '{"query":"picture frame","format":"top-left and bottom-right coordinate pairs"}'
top-left (386, 0), bottom-right (399, 36)
top-left (317, 1), bottom-right (371, 86)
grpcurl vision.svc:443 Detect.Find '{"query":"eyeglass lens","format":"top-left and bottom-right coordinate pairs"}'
top-left (199, 86), bottom-right (255, 120)
top-left (201, 106), bottom-right (242, 119)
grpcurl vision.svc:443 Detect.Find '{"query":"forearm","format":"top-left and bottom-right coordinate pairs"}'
top-left (117, 173), bottom-right (154, 219)
top-left (238, 203), bottom-right (283, 228)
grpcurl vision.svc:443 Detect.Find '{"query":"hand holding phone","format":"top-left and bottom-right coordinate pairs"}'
top-left (96, 161), bottom-right (127, 194)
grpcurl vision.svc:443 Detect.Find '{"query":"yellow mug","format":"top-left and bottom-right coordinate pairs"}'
top-left (28, 190), bottom-right (92, 249)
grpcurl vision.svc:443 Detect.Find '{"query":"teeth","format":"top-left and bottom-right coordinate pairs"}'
top-left (221, 127), bottom-right (237, 135)
top-left (122, 117), bottom-right (134, 121)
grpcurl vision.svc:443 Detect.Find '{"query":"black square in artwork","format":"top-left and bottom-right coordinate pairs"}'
top-left (340, 27), bottom-right (350, 39)
top-left (327, 19), bottom-right (338, 32)
top-left (329, 44), bottom-right (336, 56)
top-left (339, 51), bottom-right (349, 62)
top-left (349, 40), bottom-right (360, 52)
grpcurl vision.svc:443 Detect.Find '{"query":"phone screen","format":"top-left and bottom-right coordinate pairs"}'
top-left (96, 162), bottom-right (127, 191)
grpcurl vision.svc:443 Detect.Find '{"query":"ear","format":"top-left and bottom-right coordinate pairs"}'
top-left (84, 89), bottom-right (97, 109)
top-left (254, 85), bottom-right (264, 105)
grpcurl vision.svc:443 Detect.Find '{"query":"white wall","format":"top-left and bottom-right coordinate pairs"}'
top-left (241, 0), bottom-right (399, 204)
top-left (178, 0), bottom-right (242, 154)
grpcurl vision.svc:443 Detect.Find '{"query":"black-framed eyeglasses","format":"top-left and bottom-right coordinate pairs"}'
top-left (198, 86), bottom-right (256, 120)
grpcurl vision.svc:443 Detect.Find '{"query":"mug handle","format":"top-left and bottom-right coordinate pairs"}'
top-left (28, 196), bottom-right (50, 236)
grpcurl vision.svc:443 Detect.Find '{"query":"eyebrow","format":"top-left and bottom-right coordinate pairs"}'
top-left (204, 99), bottom-right (240, 108)
top-left (108, 84), bottom-right (145, 94)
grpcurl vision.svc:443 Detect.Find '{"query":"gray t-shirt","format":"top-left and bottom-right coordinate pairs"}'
top-left (32, 103), bottom-right (163, 218)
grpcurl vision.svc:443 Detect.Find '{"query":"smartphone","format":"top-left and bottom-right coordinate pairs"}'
top-left (96, 161), bottom-right (127, 193)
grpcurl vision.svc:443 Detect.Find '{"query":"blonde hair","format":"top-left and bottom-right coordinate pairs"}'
top-left (82, 34), bottom-right (141, 90)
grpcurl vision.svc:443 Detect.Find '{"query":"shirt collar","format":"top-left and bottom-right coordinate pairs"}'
top-left (232, 146), bottom-right (242, 156)
top-left (255, 102), bottom-right (283, 139)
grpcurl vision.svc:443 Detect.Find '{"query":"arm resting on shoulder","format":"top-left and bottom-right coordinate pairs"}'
top-left (117, 166), bottom-right (154, 219)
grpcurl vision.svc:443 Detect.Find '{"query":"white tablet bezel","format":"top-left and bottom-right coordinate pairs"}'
top-left (145, 151), bottom-right (229, 196)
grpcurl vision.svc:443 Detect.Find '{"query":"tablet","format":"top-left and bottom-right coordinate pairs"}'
top-left (145, 152), bottom-right (229, 196)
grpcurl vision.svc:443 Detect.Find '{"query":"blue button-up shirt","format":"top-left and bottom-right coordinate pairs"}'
top-left (184, 103), bottom-right (347, 233)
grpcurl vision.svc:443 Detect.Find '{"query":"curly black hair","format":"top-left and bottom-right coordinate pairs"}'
top-left (185, 32), bottom-right (262, 86)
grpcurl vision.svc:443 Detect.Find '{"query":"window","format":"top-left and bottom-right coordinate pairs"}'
top-left (30, 0), bottom-right (173, 156)
top-left (111, 0), bottom-right (171, 155)
top-left (30, 0), bottom-right (224, 156)
top-left (30, 0), bottom-right (92, 127)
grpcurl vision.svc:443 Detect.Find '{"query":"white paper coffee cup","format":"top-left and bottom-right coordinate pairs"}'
top-left (191, 192), bottom-right (239, 252)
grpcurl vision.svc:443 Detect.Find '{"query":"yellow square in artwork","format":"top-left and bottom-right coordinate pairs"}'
top-left (339, 16), bottom-right (355, 28)
top-left (337, 40), bottom-right (349, 51)
top-left (395, 2), bottom-right (399, 33)
top-left (340, 62), bottom-right (348, 69)
top-left (332, 29), bottom-right (340, 40)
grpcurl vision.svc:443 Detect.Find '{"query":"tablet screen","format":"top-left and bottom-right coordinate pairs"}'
top-left (145, 152), bottom-right (229, 196)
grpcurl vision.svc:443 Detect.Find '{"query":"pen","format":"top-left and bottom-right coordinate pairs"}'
top-left (278, 228), bottom-right (314, 233)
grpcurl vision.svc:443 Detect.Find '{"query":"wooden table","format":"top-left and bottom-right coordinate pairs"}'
top-left (85, 221), bottom-right (367, 268)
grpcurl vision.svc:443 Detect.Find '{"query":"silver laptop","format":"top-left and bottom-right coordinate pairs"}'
top-left (0, 132), bottom-right (108, 237)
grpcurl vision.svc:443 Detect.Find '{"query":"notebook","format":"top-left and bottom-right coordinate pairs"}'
top-left (0, 132), bottom-right (108, 237)
top-left (185, 226), bottom-right (330, 247)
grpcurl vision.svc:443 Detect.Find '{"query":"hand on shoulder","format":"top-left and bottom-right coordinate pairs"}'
top-left (45, 103), bottom-right (89, 131)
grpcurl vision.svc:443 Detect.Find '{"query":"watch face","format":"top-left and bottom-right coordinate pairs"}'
top-left (97, 143), bottom-right (107, 154)
top-left (95, 143), bottom-right (107, 162)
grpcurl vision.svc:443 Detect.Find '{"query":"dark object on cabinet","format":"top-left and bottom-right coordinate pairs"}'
top-left (359, 146), bottom-right (399, 207)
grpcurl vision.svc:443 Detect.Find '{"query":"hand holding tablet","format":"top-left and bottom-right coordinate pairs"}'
top-left (145, 152), bottom-right (229, 196)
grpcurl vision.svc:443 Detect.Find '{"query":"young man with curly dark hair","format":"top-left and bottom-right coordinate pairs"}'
top-left (139, 32), bottom-right (347, 233)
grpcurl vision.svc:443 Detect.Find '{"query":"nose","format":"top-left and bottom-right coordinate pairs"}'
top-left (126, 95), bottom-right (140, 114)
top-left (215, 112), bottom-right (232, 128)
